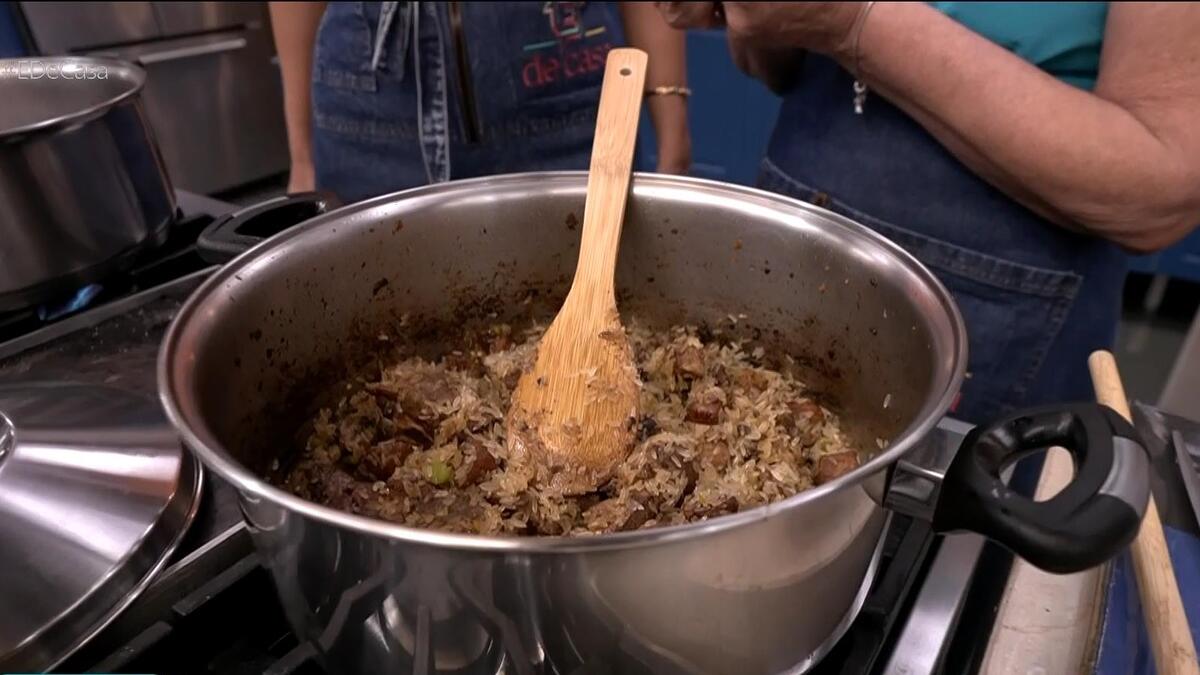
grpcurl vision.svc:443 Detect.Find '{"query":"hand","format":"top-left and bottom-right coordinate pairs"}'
top-left (659, 2), bottom-right (863, 60)
top-left (655, 2), bottom-right (725, 30)
top-left (287, 161), bottom-right (316, 194)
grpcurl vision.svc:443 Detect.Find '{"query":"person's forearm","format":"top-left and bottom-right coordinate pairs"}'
top-left (619, 2), bottom-right (691, 173)
top-left (847, 2), bottom-right (1200, 251)
top-left (269, 2), bottom-right (326, 170)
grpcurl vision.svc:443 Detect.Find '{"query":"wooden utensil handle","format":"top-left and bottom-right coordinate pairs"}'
top-left (1089, 351), bottom-right (1199, 675)
top-left (572, 48), bottom-right (647, 306)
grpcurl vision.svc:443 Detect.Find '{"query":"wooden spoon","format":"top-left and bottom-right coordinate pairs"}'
top-left (1089, 351), bottom-right (1199, 675)
top-left (506, 48), bottom-right (648, 495)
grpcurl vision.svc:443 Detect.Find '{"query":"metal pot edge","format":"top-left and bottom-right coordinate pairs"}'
top-left (0, 56), bottom-right (148, 140)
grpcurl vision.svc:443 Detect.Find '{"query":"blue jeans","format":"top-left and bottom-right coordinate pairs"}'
top-left (758, 55), bottom-right (1128, 425)
top-left (311, 2), bottom-right (626, 204)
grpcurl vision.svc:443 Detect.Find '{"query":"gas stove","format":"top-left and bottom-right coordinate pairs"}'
top-left (0, 192), bottom-right (1006, 675)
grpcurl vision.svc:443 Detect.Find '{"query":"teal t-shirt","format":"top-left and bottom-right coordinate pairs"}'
top-left (930, 2), bottom-right (1109, 90)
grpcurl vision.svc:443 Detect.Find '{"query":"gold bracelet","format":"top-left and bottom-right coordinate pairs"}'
top-left (645, 85), bottom-right (692, 98)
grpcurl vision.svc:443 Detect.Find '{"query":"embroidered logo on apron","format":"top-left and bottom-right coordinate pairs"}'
top-left (521, 2), bottom-right (613, 89)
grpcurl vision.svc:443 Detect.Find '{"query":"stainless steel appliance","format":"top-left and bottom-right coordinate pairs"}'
top-left (157, 173), bottom-right (1151, 674)
top-left (19, 1), bottom-right (288, 194)
top-left (0, 56), bottom-right (176, 312)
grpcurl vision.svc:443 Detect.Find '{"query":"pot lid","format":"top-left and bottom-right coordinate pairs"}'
top-left (0, 381), bottom-right (201, 672)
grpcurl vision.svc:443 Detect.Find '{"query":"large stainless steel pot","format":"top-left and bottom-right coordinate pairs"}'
top-left (0, 57), bottom-right (176, 311)
top-left (159, 173), bottom-right (1150, 674)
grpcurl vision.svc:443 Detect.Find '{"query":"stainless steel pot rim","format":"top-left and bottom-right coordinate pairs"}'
top-left (0, 56), bottom-right (147, 138)
top-left (159, 171), bottom-right (968, 553)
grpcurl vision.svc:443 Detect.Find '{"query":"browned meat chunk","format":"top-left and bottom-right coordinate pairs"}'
top-left (685, 396), bottom-right (723, 425)
top-left (336, 399), bottom-right (383, 459)
top-left (393, 409), bottom-right (435, 447)
top-left (675, 345), bottom-right (706, 379)
top-left (790, 399), bottom-right (825, 424)
top-left (358, 437), bottom-right (419, 481)
top-left (733, 367), bottom-right (769, 391)
top-left (488, 326), bottom-right (512, 352)
top-left (367, 383), bottom-right (444, 443)
top-left (775, 399), bottom-right (826, 445)
top-left (459, 442), bottom-right (499, 486)
top-left (815, 451), bottom-right (860, 485)
top-left (502, 369), bottom-right (522, 391)
top-left (684, 496), bottom-right (739, 520)
top-left (320, 468), bottom-right (373, 511)
top-left (620, 507), bottom-right (653, 531)
top-left (676, 462), bottom-right (699, 506)
top-left (583, 498), bottom-right (636, 532)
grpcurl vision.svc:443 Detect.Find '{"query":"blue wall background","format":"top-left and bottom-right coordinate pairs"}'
top-left (638, 29), bottom-right (780, 186)
top-left (0, 2), bottom-right (29, 57)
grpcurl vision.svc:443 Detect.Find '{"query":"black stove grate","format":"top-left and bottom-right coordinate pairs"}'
top-left (59, 551), bottom-right (320, 675)
top-left (810, 515), bottom-right (937, 675)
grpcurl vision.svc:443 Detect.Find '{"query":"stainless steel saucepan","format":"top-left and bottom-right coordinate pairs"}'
top-left (0, 57), bottom-right (176, 311)
top-left (159, 173), bottom-right (1149, 674)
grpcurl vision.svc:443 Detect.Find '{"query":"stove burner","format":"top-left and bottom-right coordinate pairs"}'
top-left (0, 213), bottom-right (215, 345)
top-left (37, 284), bottom-right (104, 322)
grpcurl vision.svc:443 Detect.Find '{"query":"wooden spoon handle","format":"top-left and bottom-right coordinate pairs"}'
top-left (1089, 351), bottom-right (1200, 675)
top-left (572, 48), bottom-right (647, 306)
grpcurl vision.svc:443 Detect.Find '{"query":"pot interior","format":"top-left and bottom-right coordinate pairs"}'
top-left (165, 173), bottom-right (964, 502)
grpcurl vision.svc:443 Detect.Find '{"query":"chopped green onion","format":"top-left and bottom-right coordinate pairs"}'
top-left (427, 459), bottom-right (452, 486)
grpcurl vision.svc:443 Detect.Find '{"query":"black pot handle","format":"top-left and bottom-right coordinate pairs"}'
top-left (931, 403), bottom-right (1149, 574)
top-left (197, 191), bottom-right (340, 264)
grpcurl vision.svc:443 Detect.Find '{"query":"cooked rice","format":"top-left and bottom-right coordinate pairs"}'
top-left (276, 319), bottom-right (861, 536)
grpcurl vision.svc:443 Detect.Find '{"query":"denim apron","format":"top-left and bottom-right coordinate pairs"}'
top-left (312, 2), bottom-right (625, 203)
top-left (759, 55), bottom-right (1128, 425)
